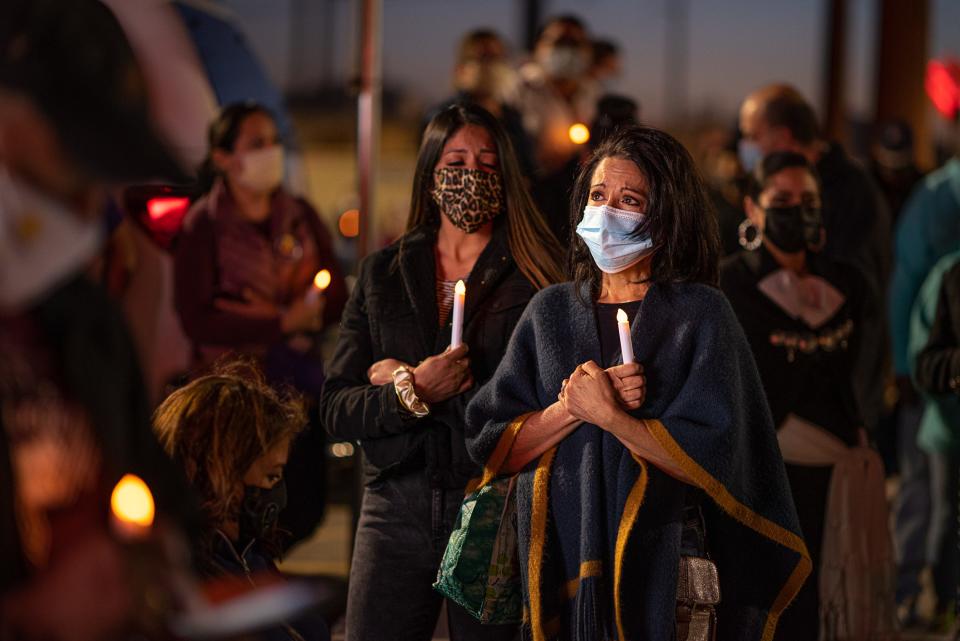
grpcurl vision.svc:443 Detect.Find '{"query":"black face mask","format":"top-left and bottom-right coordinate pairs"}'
top-left (238, 480), bottom-right (287, 541)
top-left (764, 204), bottom-right (823, 253)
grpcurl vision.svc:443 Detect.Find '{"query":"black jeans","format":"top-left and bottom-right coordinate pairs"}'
top-left (345, 471), bottom-right (519, 641)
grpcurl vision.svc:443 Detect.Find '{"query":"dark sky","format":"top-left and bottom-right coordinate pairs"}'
top-left (222, 0), bottom-right (960, 128)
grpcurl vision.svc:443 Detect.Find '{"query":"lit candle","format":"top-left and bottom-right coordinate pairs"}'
top-left (451, 280), bottom-right (466, 348)
top-left (568, 123), bottom-right (590, 145)
top-left (110, 473), bottom-right (155, 541)
top-left (616, 308), bottom-right (634, 364)
top-left (306, 269), bottom-right (331, 304)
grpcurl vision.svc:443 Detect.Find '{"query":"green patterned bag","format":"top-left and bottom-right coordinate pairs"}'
top-left (433, 475), bottom-right (522, 624)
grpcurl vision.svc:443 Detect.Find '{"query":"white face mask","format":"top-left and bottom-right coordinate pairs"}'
top-left (234, 145), bottom-right (285, 194)
top-left (0, 168), bottom-right (102, 312)
top-left (541, 45), bottom-right (588, 80)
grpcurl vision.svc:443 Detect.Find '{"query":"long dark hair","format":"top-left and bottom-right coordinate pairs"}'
top-left (570, 126), bottom-right (720, 300)
top-left (197, 102), bottom-right (276, 193)
top-left (407, 103), bottom-right (563, 289)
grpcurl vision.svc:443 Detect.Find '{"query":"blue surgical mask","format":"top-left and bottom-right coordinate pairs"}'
top-left (575, 204), bottom-right (653, 273)
top-left (738, 138), bottom-right (763, 173)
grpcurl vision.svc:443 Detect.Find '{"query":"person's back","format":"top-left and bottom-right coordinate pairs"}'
top-left (891, 157), bottom-right (960, 377)
top-left (870, 120), bottom-right (925, 224)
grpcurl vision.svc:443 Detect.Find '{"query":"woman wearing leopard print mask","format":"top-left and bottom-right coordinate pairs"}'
top-left (320, 103), bottom-right (563, 641)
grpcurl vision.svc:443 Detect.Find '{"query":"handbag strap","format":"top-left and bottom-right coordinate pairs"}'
top-left (680, 492), bottom-right (709, 559)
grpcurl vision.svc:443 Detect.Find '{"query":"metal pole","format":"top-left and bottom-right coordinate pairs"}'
top-left (874, 0), bottom-right (931, 168)
top-left (663, 0), bottom-right (689, 126)
top-left (320, 0), bottom-right (336, 89)
top-left (356, 0), bottom-right (381, 260)
top-left (821, 0), bottom-right (848, 144)
top-left (521, 0), bottom-right (543, 53)
top-left (288, 0), bottom-right (304, 93)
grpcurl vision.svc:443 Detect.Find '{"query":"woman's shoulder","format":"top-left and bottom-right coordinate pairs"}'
top-left (526, 281), bottom-right (579, 312)
top-left (719, 250), bottom-right (758, 284)
top-left (810, 253), bottom-right (868, 298)
top-left (652, 281), bottom-right (739, 332)
top-left (355, 240), bottom-right (403, 280)
top-left (659, 280), bottom-right (729, 309)
top-left (180, 193), bottom-right (216, 234)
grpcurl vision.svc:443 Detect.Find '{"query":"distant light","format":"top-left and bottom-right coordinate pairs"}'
top-left (147, 197), bottom-right (190, 221)
top-left (110, 474), bottom-right (155, 529)
top-left (313, 269), bottom-right (332, 291)
top-left (926, 59), bottom-right (960, 121)
top-left (339, 209), bottom-right (360, 238)
top-left (331, 442), bottom-right (355, 458)
top-left (568, 123), bottom-right (591, 145)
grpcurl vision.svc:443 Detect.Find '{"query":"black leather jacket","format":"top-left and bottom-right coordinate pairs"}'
top-left (319, 219), bottom-right (536, 488)
top-left (916, 261), bottom-right (960, 396)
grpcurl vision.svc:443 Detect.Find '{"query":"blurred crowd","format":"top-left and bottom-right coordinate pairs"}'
top-left (2, 1), bottom-right (960, 640)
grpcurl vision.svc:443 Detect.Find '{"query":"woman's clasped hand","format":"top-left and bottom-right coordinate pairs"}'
top-left (366, 343), bottom-right (473, 403)
top-left (559, 361), bottom-right (646, 426)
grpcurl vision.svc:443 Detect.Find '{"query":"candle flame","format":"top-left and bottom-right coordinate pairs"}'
top-left (455, 280), bottom-right (466, 295)
top-left (110, 474), bottom-right (155, 528)
top-left (313, 269), bottom-right (332, 291)
top-left (568, 123), bottom-right (590, 145)
top-left (616, 308), bottom-right (629, 323)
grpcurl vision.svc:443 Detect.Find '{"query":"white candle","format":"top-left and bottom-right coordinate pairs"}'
top-left (616, 308), bottom-right (634, 364)
top-left (110, 474), bottom-right (154, 541)
top-left (306, 269), bottom-right (331, 304)
top-left (451, 279), bottom-right (466, 348)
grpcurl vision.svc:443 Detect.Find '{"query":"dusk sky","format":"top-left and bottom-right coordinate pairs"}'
top-left (220, 0), bottom-right (960, 128)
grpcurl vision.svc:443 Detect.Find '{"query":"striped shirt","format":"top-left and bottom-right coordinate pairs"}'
top-left (436, 278), bottom-right (458, 327)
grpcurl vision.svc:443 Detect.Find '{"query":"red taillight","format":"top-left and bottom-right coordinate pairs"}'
top-left (926, 59), bottom-right (960, 121)
top-left (147, 197), bottom-right (191, 221)
top-left (123, 185), bottom-right (198, 252)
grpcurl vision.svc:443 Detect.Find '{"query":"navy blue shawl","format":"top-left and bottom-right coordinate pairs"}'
top-left (465, 282), bottom-right (810, 641)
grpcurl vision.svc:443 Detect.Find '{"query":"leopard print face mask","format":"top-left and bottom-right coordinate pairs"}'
top-left (431, 167), bottom-right (504, 233)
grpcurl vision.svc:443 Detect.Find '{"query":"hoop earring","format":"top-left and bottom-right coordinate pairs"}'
top-left (738, 219), bottom-right (762, 251)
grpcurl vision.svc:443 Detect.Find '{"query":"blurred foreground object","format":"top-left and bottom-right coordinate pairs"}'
top-left (0, 0), bottom-right (196, 638)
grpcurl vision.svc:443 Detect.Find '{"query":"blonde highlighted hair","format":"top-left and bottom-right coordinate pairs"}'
top-left (152, 360), bottom-right (305, 527)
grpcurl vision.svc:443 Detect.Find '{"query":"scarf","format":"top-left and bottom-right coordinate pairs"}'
top-left (777, 415), bottom-right (897, 640)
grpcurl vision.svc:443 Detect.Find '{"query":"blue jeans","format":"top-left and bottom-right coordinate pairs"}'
top-left (345, 472), bottom-right (519, 641)
top-left (928, 450), bottom-right (959, 612)
top-left (894, 400), bottom-right (931, 603)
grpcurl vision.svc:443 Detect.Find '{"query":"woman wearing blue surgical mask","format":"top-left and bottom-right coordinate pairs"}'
top-left (466, 126), bottom-right (809, 640)
top-left (174, 102), bottom-right (348, 546)
top-left (721, 152), bottom-right (896, 640)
